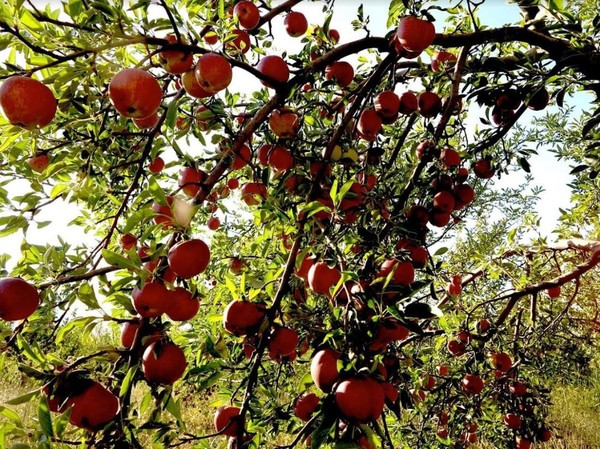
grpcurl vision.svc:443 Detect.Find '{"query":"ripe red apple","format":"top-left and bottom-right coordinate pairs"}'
top-left (307, 261), bottom-right (342, 297)
top-left (168, 238), bottom-right (211, 279)
top-left (431, 51), bottom-right (457, 72)
top-left (132, 281), bottom-right (169, 318)
top-left (357, 109), bottom-right (382, 141)
top-left (267, 145), bottom-right (294, 171)
top-left (439, 147), bottom-right (461, 168)
top-left (376, 259), bottom-right (414, 287)
top-left (310, 348), bottom-right (340, 392)
top-left (398, 92), bottom-right (418, 114)
top-left (546, 285), bottom-right (561, 298)
top-left (496, 89), bottom-right (521, 111)
top-left (284, 11), bottom-right (308, 37)
top-left (418, 91), bottom-right (442, 118)
top-left (453, 183), bottom-right (475, 208)
top-left (181, 70), bottom-right (213, 98)
top-left (207, 216), bottom-right (221, 231)
top-left (374, 91), bottom-right (400, 118)
top-left (230, 143), bottom-right (251, 170)
top-left (68, 381), bottom-right (119, 430)
top-left (178, 166), bottom-right (207, 197)
top-left (120, 233), bottom-right (137, 250)
top-left (166, 287), bottom-right (200, 321)
top-left (152, 195), bottom-right (175, 228)
top-left (109, 68), bottom-right (162, 119)
top-left (461, 373), bottom-right (484, 395)
top-left (214, 406), bottom-right (243, 437)
top-left (473, 159), bottom-right (495, 179)
top-left (268, 108), bottom-right (299, 139)
top-left (407, 204), bottom-right (429, 227)
top-left (327, 28), bottom-right (340, 43)
top-left (503, 413), bottom-right (522, 429)
top-left (527, 86), bottom-right (550, 111)
top-left (27, 153), bottom-right (50, 173)
top-left (335, 377), bottom-right (385, 423)
top-left (447, 339), bottom-right (466, 356)
top-left (240, 182), bottom-right (268, 205)
top-left (489, 352), bottom-right (512, 372)
top-left (256, 55), bottom-right (289, 88)
top-left (195, 53), bottom-right (233, 94)
top-left (158, 34), bottom-right (193, 74)
top-left (516, 437), bottom-right (532, 449)
top-left (433, 191), bottom-right (456, 213)
top-left (0, 76), bottom-right (57, 129)
top-left (148, 156), bottom-right (165, 174)
top-left (268, 326), bottom-right (299, 362)
top-left (223, 300), bottom-right (266, 336)
top-left (203, 28), bottom-right (218, 45)
top-left (133, 111), bottom-right (160, 129)
top-left (227, 178), bottom-right (240, 190)
top-left (509, 380), bottom-right (527, 396)
top-left (142, 341), bottom-right (187, 385)
top-left (0, 277), bottom-right (40, 321)
top-left (294, 393), bottom-right (320, 421)
top-left (233, 1), bottom-right (260, 30)
top-left (325, 61), bottom-right (354, 88)
top-left (428, 209), bottom-right (451, 227)
top-left (226, 29), bottom-right (252, 54)
top-left (395, 16), bottom-right (436, 54)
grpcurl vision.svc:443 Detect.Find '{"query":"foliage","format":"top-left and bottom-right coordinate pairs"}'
top-left (0, 0), bottom-right (599, 449)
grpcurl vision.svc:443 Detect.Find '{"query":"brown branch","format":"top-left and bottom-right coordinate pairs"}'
top-left (494, 246), bottom-right (600, 327)
top-left (37, 264), bottom-right (125, 289)
top-left (256, 0), bottom-right (304, 30)
top-left (435, 44), bottom-right (471, 140)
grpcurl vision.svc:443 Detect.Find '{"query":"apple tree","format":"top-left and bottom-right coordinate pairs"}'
top-left (0, 0), bottom-right (599, 448)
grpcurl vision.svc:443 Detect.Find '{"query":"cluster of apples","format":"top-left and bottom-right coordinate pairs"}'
top-left (43, 375), bottom-right (119, 431)
top-left (440, 321), bottom-right (554, 448)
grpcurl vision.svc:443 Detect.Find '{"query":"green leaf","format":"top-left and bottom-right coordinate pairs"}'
top-left (0, 406), bottom-right (22, 427)
top-left (77, 282), bottom-right (100, 309)
top-left (147, 175), bottom-right (168, 205)
top-left (5, 389), bottom-right (40, 406)
top-left (102, 249), bottom-right (140, 271)
top-left (119, 366), bottom-right (137, 397)
top-left (166, 396), bottom-right (182, 422)
top-left (56, 316), bottom-right (98, 345)
top-left (38, 396), bottom-right (54, 437)
top-left (548, 0), bottom-right (563, 11)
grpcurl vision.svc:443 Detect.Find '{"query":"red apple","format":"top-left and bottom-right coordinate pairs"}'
top-left (284, 11), bottom-right (308, 37)
top-left (0, 277), bottom-right (40, 321)
top-left (168, 239), bottom-right (211, 279)
top-left (142, 341), bottom-right (187, 385)
top-left (195, 53), bottom-right (232, 94)
top-left (325, 61), bottom-right (354, 88)
top-left (395, 16), bottom-right (436, 54)
top-left (158, 34), bottom-right (193, 74)
top-left (109, 68), bottom-right (162, 119)
top-left (268, 108), bottom-right (299, 138)
top-left (256, 55), bottom-right (289, 88)
top-left (418, 91), bottom-right (442, 118)
top-left (431, 51), bottom-right (457, 72)
top-left (233, 1), bottom-right (260, 30)
top-left (0, 76), bottom-right (57, 129)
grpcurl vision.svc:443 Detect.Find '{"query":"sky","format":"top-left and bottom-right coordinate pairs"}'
top-left (0, 0), bottom-right (589, 272)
